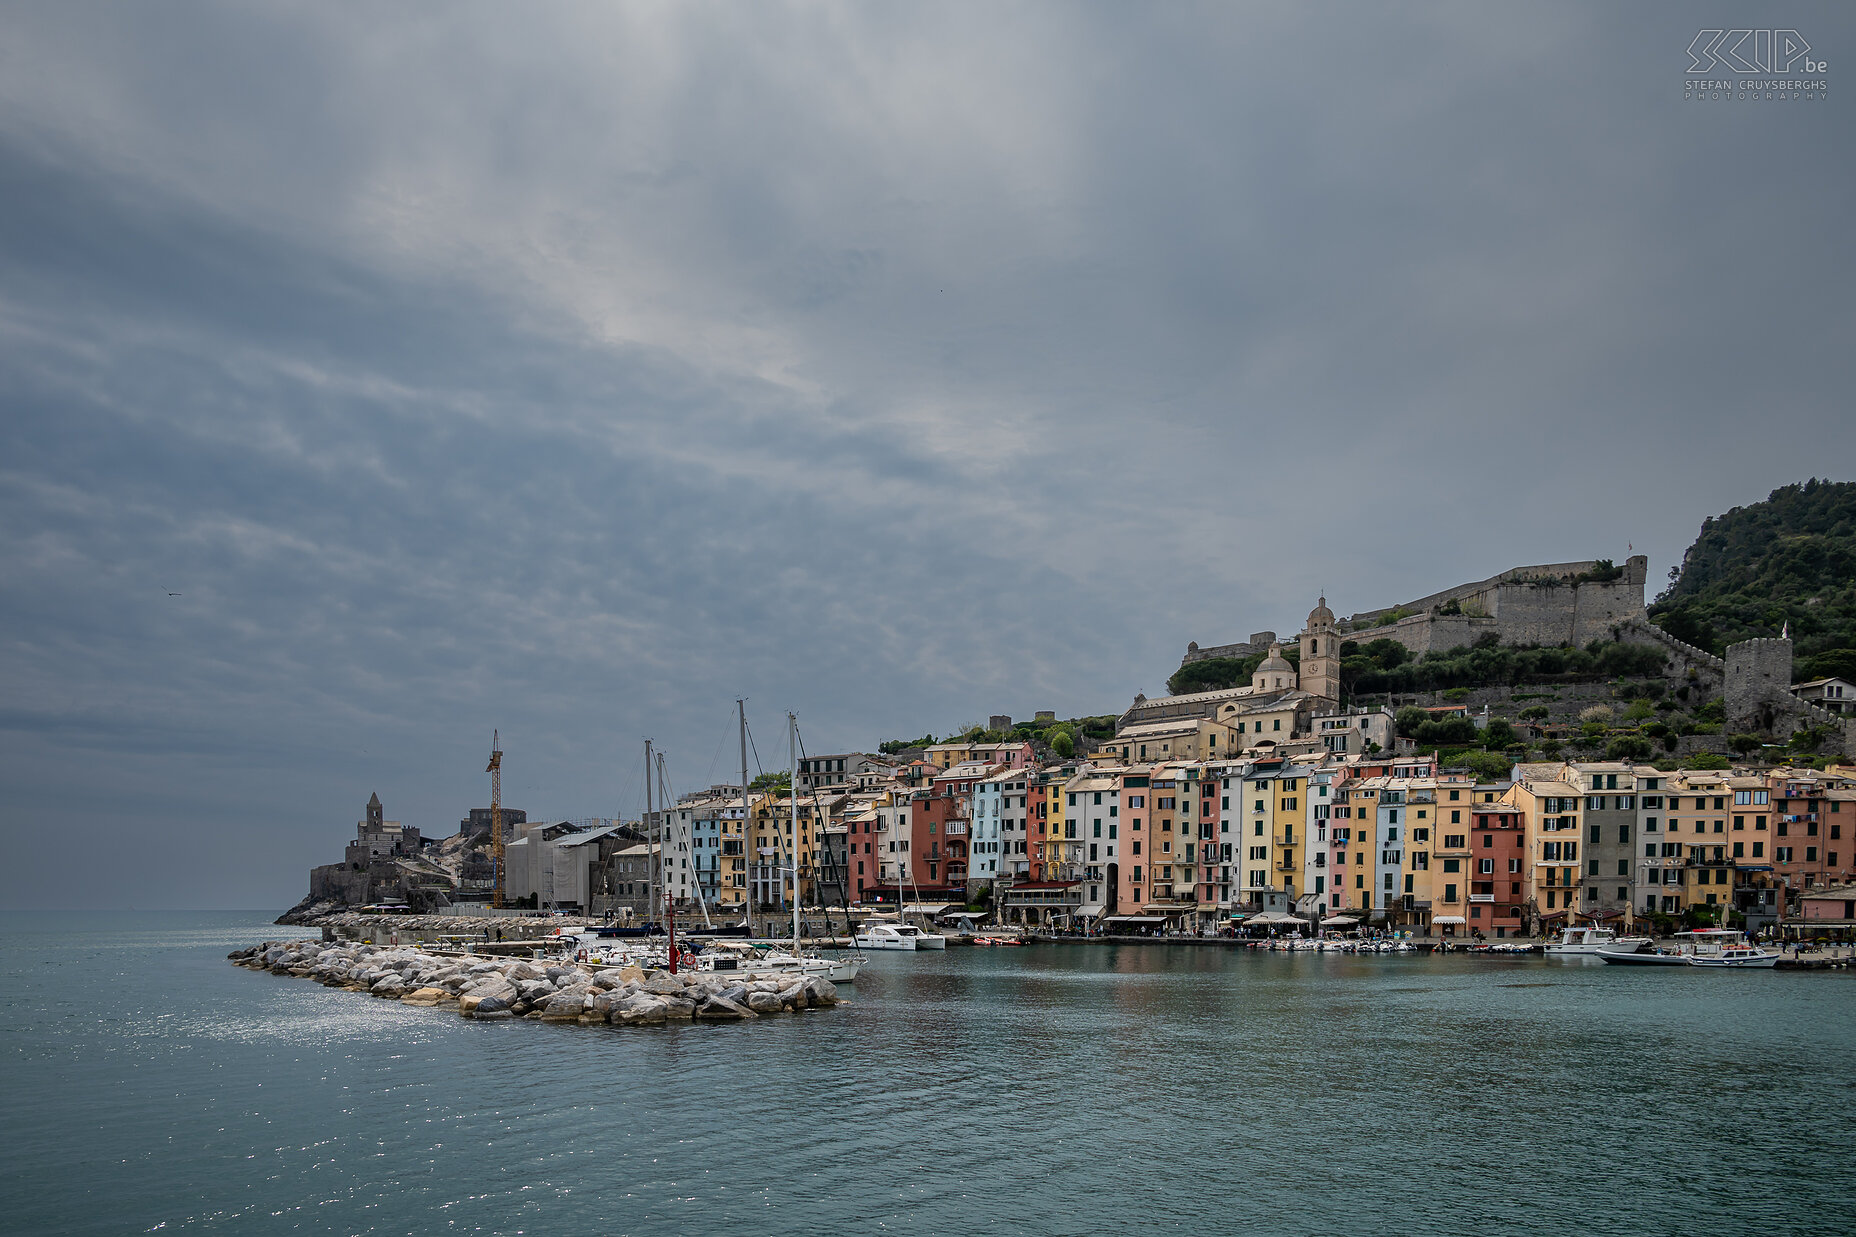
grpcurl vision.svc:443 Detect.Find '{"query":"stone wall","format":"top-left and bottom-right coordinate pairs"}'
top-left (1182, 631), bottom-right (1279, 665)
top-left (1185, 557), bottom-right (1647, 668)
top-left (1725, 635), bottom-right (1856, 751)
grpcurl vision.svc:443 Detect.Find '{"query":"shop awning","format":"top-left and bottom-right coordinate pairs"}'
top-left (1102, 914), bottom-right (1167, 925)
top-left (1433, 915), bottom-right (1467, 925)
top-left (1321, 916), bottom-right (1360, 927)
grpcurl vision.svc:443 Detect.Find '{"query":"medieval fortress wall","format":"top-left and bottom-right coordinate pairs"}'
top-left (1184, 556), bottom-right (1651, 664)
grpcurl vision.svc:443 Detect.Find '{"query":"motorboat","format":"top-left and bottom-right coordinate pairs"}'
top-left (1678, 928), bottom-right (1780, 968)
top-left (854, 923), bottom-right (917, 951)
top-left (1545, 926), bottom-right (1652, 957)
top-left (902, 923), bottom-right (949, 950)
top-left (691, 940), bottom-right (862, 982)
top-left (1598, 928), bottom-right (1779, 968)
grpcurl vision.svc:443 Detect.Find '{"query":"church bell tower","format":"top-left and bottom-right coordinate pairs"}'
top-left (1299, 597), bottom-right (1341, 703)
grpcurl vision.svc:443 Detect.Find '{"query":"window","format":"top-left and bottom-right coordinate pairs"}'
top-left (1442, 859), bottom-right (1460, 873)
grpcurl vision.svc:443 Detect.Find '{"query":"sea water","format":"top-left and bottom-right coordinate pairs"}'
top-left (2, 911), bottom-right (1851, 1235)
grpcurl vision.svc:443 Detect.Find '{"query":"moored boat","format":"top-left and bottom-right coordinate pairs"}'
top-left (1546, 926), bottom-right (1652, 957)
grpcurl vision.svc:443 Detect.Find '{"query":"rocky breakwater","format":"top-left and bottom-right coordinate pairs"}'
top-left (228, 940), bottom-right (842, 1025)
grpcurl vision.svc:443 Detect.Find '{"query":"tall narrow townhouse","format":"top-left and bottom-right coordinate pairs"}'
top-left (1182, 761), bottom-right (1223, 919)
top-left (1663, 771), bottom-right (1734, 914)
top-left (1208, 758), bottom-right (1246, 907)
top-left (1503, 764), bottom-right (1586, 921)
top-left (1066, 767), bottom-right (1123, 917)
top-left (1231, 759), bottom-right (1285, 904)
top-left (972, 767), bottom-right (1011, 893)
top-left (1023, 773), bottom-right (1050, 879)
top-left (1375, 777), bottom-right (1430, 929)
top-left (1144, 764), bottom-right (1190, 910)
top-left (1346, 776), bottom-right (1388, 915)
top-left (1633, 770), bottom-right (1682, 915)
top-left (1000, 768), bottom-right (1033, 880)
top-left (1266, 759), bottom-right (1307, 903)
top-left (1301, 762), bottom-right (1340, 913)
top-left (714, 796), bottom-right (750, 915)
top-left (1570, 762), bottom-right (1643, 919)
top-left (1183, 760), bottom-right (1224, 912)
top-left (874, 795), bottom-right (914, 894)
top-left (1422, 775), bottom-right (1479, 934)
top-left (1115, 765), bottom-right (1157, 914)
top-left (1469, 802), bottom-right (1527, 935)
top-left (1327, 776), bottom-right (1369, 914)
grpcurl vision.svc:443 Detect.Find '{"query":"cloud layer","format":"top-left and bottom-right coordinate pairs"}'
top-left (2, 2), bottom-right (1851, 907)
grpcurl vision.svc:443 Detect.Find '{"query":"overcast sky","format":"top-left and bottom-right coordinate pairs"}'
top-left (3, 3), bottom-right (1850, 909)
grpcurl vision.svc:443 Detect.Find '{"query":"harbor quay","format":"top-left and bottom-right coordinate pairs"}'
top-left (229, 939), bottom-right (843, 1025)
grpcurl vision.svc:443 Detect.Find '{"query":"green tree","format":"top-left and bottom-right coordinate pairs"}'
top-left (1482, 718), bottom-right (1519, 749)
top-left (1622, 698), bottom-right (1656, 723)
top-left (1605, 735), bottom-right (1654, 762)
top-left (1050, 731), bottom-right (1075, 758)
top-left (1395, 706), bottom-right (1428, 737)
top-left (1455, 749), bottom-right (1513, 781)
top-left (1682, 752), bottom-right (1731, 770)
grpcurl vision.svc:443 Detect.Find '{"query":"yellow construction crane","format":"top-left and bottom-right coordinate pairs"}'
top-left (487, 730), bottom-right (504, 909)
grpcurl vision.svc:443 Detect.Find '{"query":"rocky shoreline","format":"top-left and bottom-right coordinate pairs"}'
top-left (229, 940), bottom-right (843, 1024)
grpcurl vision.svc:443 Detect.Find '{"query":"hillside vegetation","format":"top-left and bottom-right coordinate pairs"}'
top-left (1650, 478), bottom-right (1856, 682)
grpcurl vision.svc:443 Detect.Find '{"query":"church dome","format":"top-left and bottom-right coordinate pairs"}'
top-left (1253, 642), bottom-right (1295, 692)
top-left (1308, 596), bottom-right (1334, 627)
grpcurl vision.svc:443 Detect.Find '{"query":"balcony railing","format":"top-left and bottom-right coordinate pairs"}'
top-left (1470, 894), bottom-right (1494, 903)
top-left (945, 823), bottom-right (967, 835)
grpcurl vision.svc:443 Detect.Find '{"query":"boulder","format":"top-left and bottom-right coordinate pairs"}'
top-left (694, 994), bottom-right (757, 1021)
top-left (508, 962), bottom-right (543, 981)
top-left (401, 987), bottom-right (452, 1006)
top-left (616, 995), bottom-right (668, 1025)
top-left (660, 996), bottom-right (696, 1019)
top-left (541, 992), bottom-right (587, 1018)
top-left (615, 965), bottom-right (646, 984)
top-left (745, 990), bottom-right (784, 1015)
top-left (805, 976), bottom-right (839, 1006)
top-left (370, 974), bottom-right (406, 996)
top-left (641, 975), bottom-right (687, 996)
top-left (778, 984), bottom-right (807, 1009)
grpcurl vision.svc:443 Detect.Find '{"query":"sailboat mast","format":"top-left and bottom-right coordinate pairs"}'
top-left (738, 699), bottom-right (750, 936)
top-left (790, 712), bottom-right (801, 953)
top-left (645, 739), bottom-right (656, 929)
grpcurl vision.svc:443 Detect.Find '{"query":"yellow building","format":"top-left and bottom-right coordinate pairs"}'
top-left (1101, 717), bottom-right (1241, 763)
top-left (1503, 764), bottom-right (1586, 920)
top-left (747, 791), bottom-right (819, 908)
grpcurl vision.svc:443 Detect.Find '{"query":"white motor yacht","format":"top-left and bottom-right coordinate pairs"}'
top-left (1598, 928), bottom-right (1779, 968)
top-left (853, 923), bottom-right (916, 951)
top-left (1545, 925), bottom-right (1651, 957)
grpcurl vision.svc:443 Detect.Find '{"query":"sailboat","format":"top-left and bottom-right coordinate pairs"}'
top-left (750, 712), bottom-right (863, 982)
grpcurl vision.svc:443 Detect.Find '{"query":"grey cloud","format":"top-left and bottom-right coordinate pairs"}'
top-left (0, 2), bottom-right (1850, 907)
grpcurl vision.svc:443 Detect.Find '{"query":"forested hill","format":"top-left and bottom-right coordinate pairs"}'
top-left (1650, 479), bottom-right (1856, 682)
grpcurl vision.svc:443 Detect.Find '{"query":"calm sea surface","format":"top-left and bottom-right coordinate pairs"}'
top-left (2, 910), bottom-right (1852, 1235)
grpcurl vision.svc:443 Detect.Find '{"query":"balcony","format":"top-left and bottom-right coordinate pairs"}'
top-left (1273, 834), bottom-right (1297, 847)
top-left (1274, 860), bottom-right (1299, 872)
top-left (1470, 894), bottom-right (1495, 903)
top-left (945, 822), bottom-right (968, 836)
